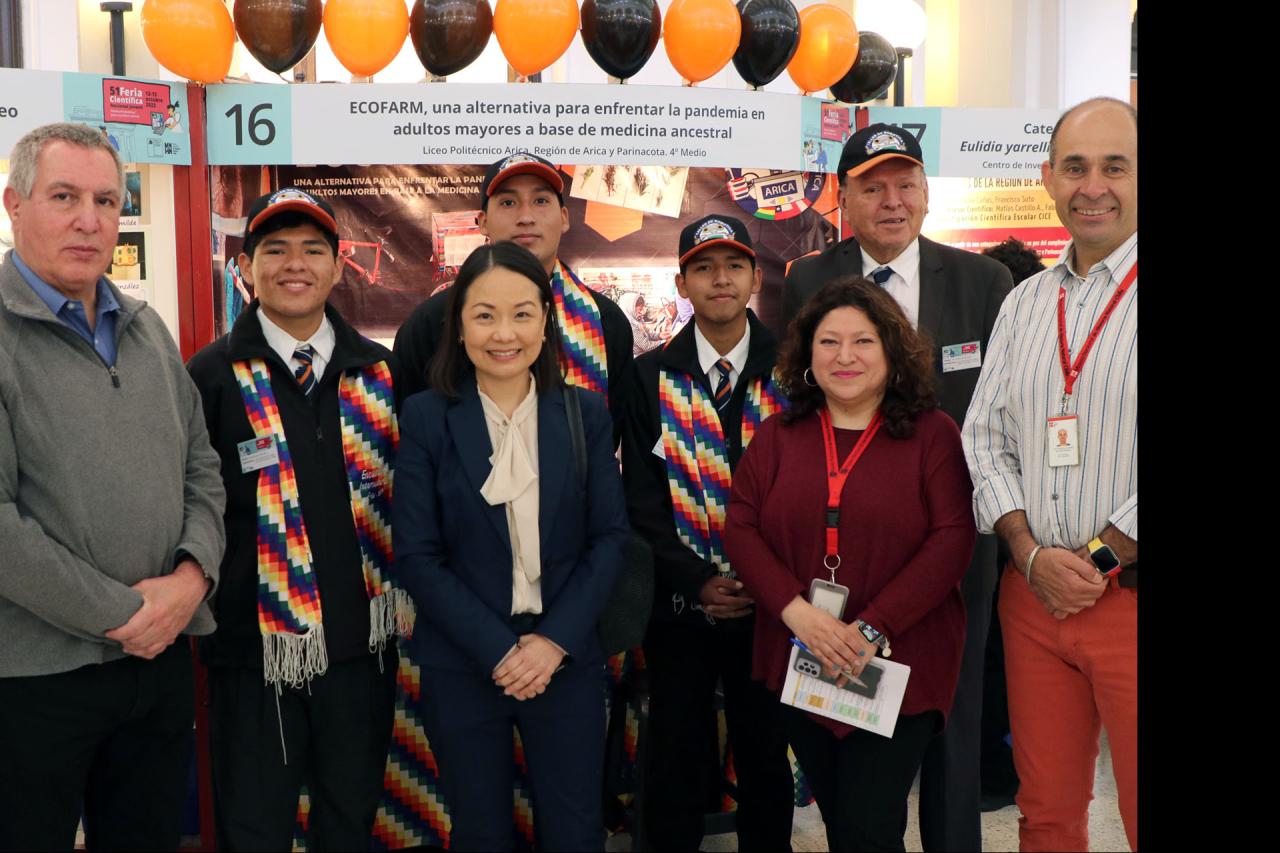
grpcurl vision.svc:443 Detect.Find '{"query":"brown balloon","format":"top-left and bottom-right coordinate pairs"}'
top-left (410, 0), bottom-right (493, 78)
top-left (233, 0), bottom-right (323, 74)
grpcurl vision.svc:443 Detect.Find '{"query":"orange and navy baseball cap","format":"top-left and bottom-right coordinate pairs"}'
top-left (481, 151), bottom-right (565, 208)
top-left (678, 214), bottom-right (755, 267)
top-left (836, 123), bottom-right (925, 184)
top-left (243, 187), bottom-right (339, 255)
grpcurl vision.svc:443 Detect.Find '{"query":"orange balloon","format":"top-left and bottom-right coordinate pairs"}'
top-left (323, 0), bottom-right (411, 78)
top-left (493, 0), bottom-right (580, 77)
top-left (140, 0), bottom-right (235, 84)
top-left (787, 3), bottom-right (859, 95)
top-left (664, 0), bottom-right (740, 84)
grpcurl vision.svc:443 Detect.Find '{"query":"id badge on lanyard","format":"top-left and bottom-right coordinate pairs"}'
top-left (1049, 264), bottom-right (1137, 467)
top-left (813, 407), bottom-right (883, 612)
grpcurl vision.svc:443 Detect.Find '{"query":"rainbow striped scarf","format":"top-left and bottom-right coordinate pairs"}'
top-left (233, 358), bottom-right (414, 689)
top-left (551, 261), bottom-right (608, 396)
top-left (658, 367), bottom-right (787, 576)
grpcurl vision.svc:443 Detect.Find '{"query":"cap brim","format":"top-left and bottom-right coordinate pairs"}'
top-left (487, 162), bottom-right (565, 196)
top-left (841, 152), bottom-right (925, 180)
top-left (679, 239), bottom-right (756, 266)
top-left (249, 200), bottom-right (338, 236)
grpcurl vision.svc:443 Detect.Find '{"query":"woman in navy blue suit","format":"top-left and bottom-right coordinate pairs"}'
top-left (392, 241), bottom-right (629, 851)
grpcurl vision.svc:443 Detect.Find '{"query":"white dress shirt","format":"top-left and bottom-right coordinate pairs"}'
top-left (861, 238), bottom-right (922, 329)
top-left (962, 233), bottom-right (1137, 549)
top-left (257, 310), bottom-right (336, 384)
top-left (692, 320), bottom-right (752, 397)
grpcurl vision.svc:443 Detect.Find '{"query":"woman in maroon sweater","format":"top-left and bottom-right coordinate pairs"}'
top-left (724, 277), bottom-right (976, 851)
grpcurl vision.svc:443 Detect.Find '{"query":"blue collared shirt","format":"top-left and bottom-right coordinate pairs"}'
top-left (12, 251), bottom-right (120, 366)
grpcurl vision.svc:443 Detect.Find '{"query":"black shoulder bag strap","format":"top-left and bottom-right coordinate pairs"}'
top-left (563, 382), bottom-right (653, 658)
top-left (564, 383), bottom-right (588, 489)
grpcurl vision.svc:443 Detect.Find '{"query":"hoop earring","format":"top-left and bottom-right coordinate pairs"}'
top-left (803, 368), bottom-right (817, 387)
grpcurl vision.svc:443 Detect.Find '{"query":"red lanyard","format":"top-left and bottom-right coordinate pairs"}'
top-left (818, 407), bottom-right (883, 576)
top-left (1057, 263), bottom-right (1137, 407)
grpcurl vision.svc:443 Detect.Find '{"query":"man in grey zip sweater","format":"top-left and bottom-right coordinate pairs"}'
top-left (0, 123), bottom-right (226, 852)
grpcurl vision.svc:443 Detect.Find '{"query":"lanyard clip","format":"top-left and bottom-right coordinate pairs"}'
top-left (1059, 391), bottom-right (1071, 415)
top-left (822, 553), bottom-right (841, 585)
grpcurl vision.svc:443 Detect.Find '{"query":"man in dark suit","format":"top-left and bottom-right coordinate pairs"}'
top-left (782, 123), bottom-right (1013, 852)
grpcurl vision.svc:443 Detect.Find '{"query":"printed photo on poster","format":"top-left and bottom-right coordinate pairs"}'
top-left (800, 99), bottom-right (851, 174)
top-left (120, 166), bottom-right (149, 225)
top-left (571, 165), bottom-right (689, 218)
top-left (338, 228), bottom-right (398, 291)
top-left (123, 169), bottom-right (143, 218)
top-left (113, 231), bottom-right (147, 281)
top-left (579, 266), bottom-right (687, 356)
top-left (430, 211), bottom-right (485, 295)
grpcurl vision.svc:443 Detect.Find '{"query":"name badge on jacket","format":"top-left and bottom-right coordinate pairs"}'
top-left (237, 436), bottom-right (280, 473)
top-left (941, 341), bottom-right (982, 372)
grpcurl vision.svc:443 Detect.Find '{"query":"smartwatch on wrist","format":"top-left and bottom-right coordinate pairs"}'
top-left (1087, 537), bottom-right (1122, 577)
top-left (855, 619), bottom-right (891, 659)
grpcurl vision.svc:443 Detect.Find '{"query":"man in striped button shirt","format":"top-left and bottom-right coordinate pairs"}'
top-left (962, 97), bottom-right (1137, 852)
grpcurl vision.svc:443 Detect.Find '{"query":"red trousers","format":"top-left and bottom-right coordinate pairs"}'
top-left (999, 565), bottom-right (1137, 852)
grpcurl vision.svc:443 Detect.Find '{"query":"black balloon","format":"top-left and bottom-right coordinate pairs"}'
top-left (581, 0), bottom-right (661, 81)
top-left (829, 30), bottom-right (897, 104)
top-left (410, 0), bottom-right (494, 78)
top-left (732, 0), bottom-right (800, 89)
top-left (233, 0), bottom-right (322, 74)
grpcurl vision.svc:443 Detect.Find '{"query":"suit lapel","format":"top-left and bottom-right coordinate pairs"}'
top-left (659, 321), bottom-right (709, 393)
top-left (916, 236), bottom-right (946, 338)
top-left (838, 237), bottom-right (862, 276)
top-left (537, 387), bottom-right (569, 556)
top-left (446, 384), bottom-right (512, 554)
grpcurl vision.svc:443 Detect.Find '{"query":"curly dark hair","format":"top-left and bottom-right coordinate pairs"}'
top-left (777, 276), bottom-right (937, 438)
top-left (982, 237), bottom-right (1046, 284)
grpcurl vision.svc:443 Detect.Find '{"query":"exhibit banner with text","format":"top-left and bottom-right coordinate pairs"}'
top-left (206, 82), bottom-right (805, 170)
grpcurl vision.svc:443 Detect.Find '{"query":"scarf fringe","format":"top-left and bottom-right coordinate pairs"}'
top-left (262, 625), bottom-right (329, 689)
top-left (368, 589), bottom-right (416, 652)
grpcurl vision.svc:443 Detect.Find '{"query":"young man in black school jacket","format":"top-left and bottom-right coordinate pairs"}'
top-left (188, 188), bottom-right (407, 851)
top-left (622, 215), bottom-right (794, 852)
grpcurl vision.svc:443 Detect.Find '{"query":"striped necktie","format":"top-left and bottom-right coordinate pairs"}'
top-left (871, 266), bottom-right (894, 286)
top-left (294, 344), bottom-right (317, 396)
top-left (713, 357), bottom-right (733, 412)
